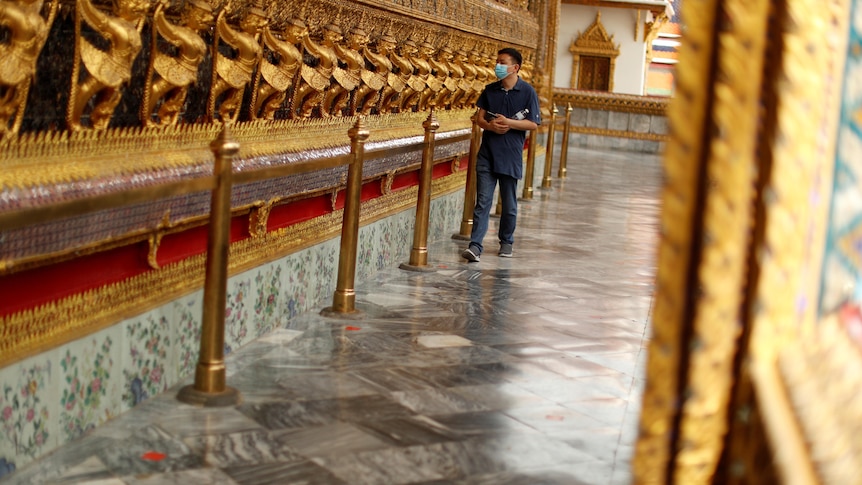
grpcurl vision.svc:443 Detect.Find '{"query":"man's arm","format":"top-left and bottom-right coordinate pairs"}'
top-left (477, 108), bottom-right (512, 134)
top-left (499, 117), bottom-right (538, 131)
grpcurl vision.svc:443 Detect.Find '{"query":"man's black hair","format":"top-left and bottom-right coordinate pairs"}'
top-left (497, 47), bottom-right (522, 67)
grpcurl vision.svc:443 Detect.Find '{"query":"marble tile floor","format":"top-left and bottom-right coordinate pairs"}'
top-left (3, 146), bottom-right (662, 485)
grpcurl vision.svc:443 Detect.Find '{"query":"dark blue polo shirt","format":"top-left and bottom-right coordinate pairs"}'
top-left (476, 77), bottom-right (541, 179)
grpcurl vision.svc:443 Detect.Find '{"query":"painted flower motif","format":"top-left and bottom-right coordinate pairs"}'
top-left (226, 279), bottom-right (250, 350)
top-left (149, 367), bottom-right (162, 384)
top-left (2, 363), bottom-right (51, 458)
top-left (60, 336), bottom-right (114, 442)
top-left (90, 378), bottom-right (101, 394)
top-left (123, 316), bottom-right (169, 409)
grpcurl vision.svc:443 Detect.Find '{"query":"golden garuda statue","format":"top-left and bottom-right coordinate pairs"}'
top-left (0, 0), bottom-right (58, 138)
top-left (292, 23), bottom-right (340, 118)
top-left (67, 0), bottom-right (150, 131)
top-left (207, 2), bottom-right (266, 123)
top-left (412, 40), bottom-right (440, 112)
top-left (354, 31), bottom-right (390, 116)
top-left (142, 0), bottom-right (213, 127)
top-left (327, 25), bottom-right (367, 117)
top-left (393, 38), bottom-right (425, 113)
top-left (250, 17), bottom-right (307, 120)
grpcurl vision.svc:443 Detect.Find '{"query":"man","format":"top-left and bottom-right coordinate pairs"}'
top-left (462, 47), bottom-right (540, 262)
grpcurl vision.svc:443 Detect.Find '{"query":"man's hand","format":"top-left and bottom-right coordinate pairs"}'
top-left (487, 115), bottom-right (510, 134)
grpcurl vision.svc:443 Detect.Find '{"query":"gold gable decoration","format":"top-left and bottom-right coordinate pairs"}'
top-left (569, 11), bottom-right (620, 91)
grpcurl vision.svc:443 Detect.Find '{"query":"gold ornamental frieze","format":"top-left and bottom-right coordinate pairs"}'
top-left (553, 89), bottom-right (669, 116)
top-left (0, 109), bottom-right (472, 191)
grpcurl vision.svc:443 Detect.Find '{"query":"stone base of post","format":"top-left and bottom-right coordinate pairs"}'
top-left (177, 385), bottom-right (240, 407)
top-left (399, 262), bottom-right (437, 273)
top-left (320, 306), bottom-right (364, 319)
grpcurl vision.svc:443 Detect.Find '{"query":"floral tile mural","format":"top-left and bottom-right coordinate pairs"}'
top-left (0, 354), bottom-right (57, 475)
top-left (0, 190), bottom-right (463, 474)
top-left (313, 238), bottom-right (339, 310)
top-left (393, 209), bottom-right (415, 263)
top-left (283, 250), bottom-right (312, 320)
top-left (58, 330), bottom-right (121, 443)
top-left (173, 294), bottom-right (203, 380)
top-left (253, 263), bottom-right (284, 338)
top-left (356, 221), bottom-right (378, 282)
top-left (121, 312), bottom-right (173, 412)
top-left (224, 277), bottom-right (252, 355)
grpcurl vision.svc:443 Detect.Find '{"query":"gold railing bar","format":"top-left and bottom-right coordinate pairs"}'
top-left (363, 131), bottom-right (470, 161)
top-left (232, 154), bottom-right (353, 185)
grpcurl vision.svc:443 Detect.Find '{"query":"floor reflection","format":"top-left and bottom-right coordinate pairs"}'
top-left (3, 146), bottom-right (661, 485)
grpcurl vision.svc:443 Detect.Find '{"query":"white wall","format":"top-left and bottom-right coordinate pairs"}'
top-left (556, 5), bottom-right (647, 95)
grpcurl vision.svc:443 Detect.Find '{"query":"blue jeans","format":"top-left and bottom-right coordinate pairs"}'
top-left (469, 159), bottom-right (518, 254)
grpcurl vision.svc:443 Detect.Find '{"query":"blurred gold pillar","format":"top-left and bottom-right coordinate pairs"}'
top-left (401, 110), bottom-right (440, 272)
top-left (453, 111), bottom-right (481, 241)
top-left (541, 105), bottom-right (558, 188)
top-left (321, 117), bottom-right (369, 318)
top-left (177, 124), bottom-right (240, 407)
top-left (557, 103), bottom-right (572, 179)
top-left (521, 129), bottom-right (537, 200)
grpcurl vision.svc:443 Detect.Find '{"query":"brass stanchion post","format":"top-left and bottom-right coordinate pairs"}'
top-left (177, 124), bottom-right (240, 407)
top-left (521, 128), bottom-right (537, 200)
top-left (453, 110), bottom-right (481, 241)
top-left (321, 117), bottom-right (369, 318)
top-left (401, 109), bottom-right (440, 272)
top-left (541, 105), bottom-right (558, 188)
top-left (558, 103), bottom-right (573, 179)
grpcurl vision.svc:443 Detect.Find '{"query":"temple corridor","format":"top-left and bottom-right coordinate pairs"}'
top-left (3, 145), bottom-right (662, 485)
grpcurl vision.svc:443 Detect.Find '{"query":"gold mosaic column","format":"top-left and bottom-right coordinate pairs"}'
top-left (634, 0), bottom-right (773, 482)
top-left (723, 0), bottom-right (851, 482)
top-left (177, 124), bottom-right (241, 407)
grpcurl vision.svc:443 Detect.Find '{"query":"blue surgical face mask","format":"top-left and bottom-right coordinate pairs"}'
top-left (495, 63), bottom-right (510, 80)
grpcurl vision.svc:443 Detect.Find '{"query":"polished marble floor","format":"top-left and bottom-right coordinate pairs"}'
top-left (4, 145), bottom-right (662, 485)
